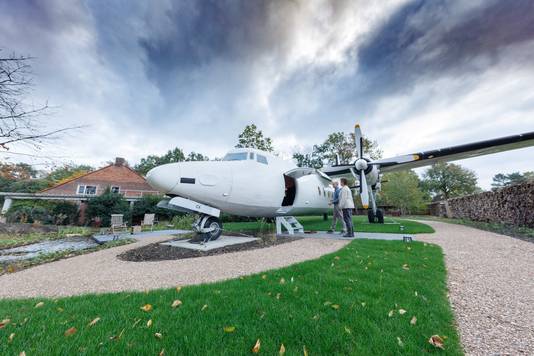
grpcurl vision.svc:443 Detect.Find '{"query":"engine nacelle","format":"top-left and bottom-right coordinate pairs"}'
top-left (365, 165), bottom-right (380, 188)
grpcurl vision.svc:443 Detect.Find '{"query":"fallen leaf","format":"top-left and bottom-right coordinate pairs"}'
top-left (8, 333), bottom-right (15, 343)
top-left (252, 339), bottom-right (261, 353)
top-left (88, 317), bottom-right (100, 327)
top-left (290, 277), bottom-right (294, 283)
top-left (303, 345), bottom-right (309, 356)
top-left (428, 335), bottom-right (445, 350)
top-left (361, 302), bottom-right (366, 307)
top-left (398, 309), bottom-right (407, 315)
top-left (19, 352), bottom-right (26, 356)
top-left (146, 319), bottom-right (153, 328)
top-left (280, 278), bottom-right (286, 284)
top-left (344, 326), bottom-right (351, 334)
top-left (201, 304), bottom-right (208, 311)
top-left (388, 310), bottom-right (394, 317)
top-left (414, 291), bottom-right (418, 297)
top-left (261, 275), bottom-right (267, 280)
top-left (154, 332), bottom-right (162, 339)
top-left (223, 326), bottom-right (236, 333)
top-left (57, 307), bottom-right (64, 313)
top-left (176, 286), bottom-right (182, 292)
top-left (334, 256), bottom-right (340, 260)
top-left (110, 329), bottom-right (125, 340)
top-left (171, 300), bottom-right (182, 308)
top-left (312, 314), bottom-right (319, 320)
top-left (0, 318), bottom-right (10, 328)
top-left (397, 337), bottom-right (404, 347)
top-left (410, 316), bottom-right (417, 325)
top-left (132, 319), bottom-right (141, 327)
top-left (331, 304), bottom-right (340, 310)
top-left (323, 301), bottom-right (332, 306)
top-left (279, 343), bottom-right (286, 355)
top-left (276, 293), bottom-right (281, 300)
top-left (140, 304), bottom-right (153, 312)
top-left (402, 264), bottom-right (410, 270)
top-left (64, 327), bottom-right (77, 337)
top-left (35, 302), bottom-right (44, 308)
top-left (159, 349), bottom-right (165, 356)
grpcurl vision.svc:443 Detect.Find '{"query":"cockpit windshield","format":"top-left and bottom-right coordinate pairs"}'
top-left (222, 152), bottom-right (248, 161)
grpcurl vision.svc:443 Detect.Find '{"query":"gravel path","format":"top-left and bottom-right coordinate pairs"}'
top-left (0, 235), bottom-right (348, 299)
top-left (417, 221), bottom-right (534, 356)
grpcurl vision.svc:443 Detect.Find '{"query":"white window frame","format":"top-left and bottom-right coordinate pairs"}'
top-left (111, 186), bottom-right (121, 194)
top-left (77, 184), bottom-right (97, 195)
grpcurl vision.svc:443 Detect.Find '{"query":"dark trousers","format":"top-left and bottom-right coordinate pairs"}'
top-left (342, 209), bottom-right (354, 235)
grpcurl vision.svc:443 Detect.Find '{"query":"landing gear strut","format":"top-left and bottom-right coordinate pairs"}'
top-left (193, 215), bottom-right (223, 242)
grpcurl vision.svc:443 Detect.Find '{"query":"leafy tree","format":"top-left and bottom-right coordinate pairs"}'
top-left (85, 187), bottom-right (131, 227)
top-left (235, 124), bottom-right (274, 152)
top-left (379, 170), bottom-right (428, 215)
top-left (135, 148), bottom-right (210, 175)
top-left (491, 171), bottom-right (534, 189)
top-left (293, 131), bottom-right (382, 168)
top-left (421, 162), bottom-right (479, 200)
top-left (0, 162), bottom-right (38, 180)
top-left (186, 152), bottom-right (209, 161)
top-left (47, 164), bottom-right (93, 184)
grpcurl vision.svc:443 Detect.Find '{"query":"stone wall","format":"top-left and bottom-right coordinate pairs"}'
top-left (428, 182), bottom-right (534, 227)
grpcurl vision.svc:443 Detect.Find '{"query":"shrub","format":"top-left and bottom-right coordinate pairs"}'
top-left (5, 200), bottom-right (79, 225)
top-left (170, 214), bottom-right (195, 230)
top-left (51, 202), bottom-right (79, 225)
top-left (85, 188), bottom-right (131, 227)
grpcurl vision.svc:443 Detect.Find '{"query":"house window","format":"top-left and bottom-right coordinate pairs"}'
top-left (256, 154), bottom-right (268, 165)
top-left (111, 186), bottom-right (120, 194)
top-left (77, 185), bottom-right (97, 195)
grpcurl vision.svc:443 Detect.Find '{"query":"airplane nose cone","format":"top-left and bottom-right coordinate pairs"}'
top-left (146, 164), bottom-right (180, 193)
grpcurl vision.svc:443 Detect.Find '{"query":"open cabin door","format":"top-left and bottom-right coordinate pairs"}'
top-left (282, 174), bottom-right (296, 206)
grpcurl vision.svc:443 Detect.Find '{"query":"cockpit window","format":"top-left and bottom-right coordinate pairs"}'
top-left (223, 152), bottom-right (248, 161)
top-left (257, 154), bottom-right (268, 165)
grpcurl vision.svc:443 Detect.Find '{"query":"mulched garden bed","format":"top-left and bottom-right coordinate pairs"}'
top-left (117, 234), bottom-right (302, 262)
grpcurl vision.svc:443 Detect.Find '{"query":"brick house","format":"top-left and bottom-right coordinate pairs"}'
top-left (0, 158), bottom-right (160, 222)
top-left (40, 157), bottom-right (158, 199)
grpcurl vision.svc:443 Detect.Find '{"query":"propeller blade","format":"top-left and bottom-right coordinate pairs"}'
top-left (360, 170), bottom-right (369, 209)
top-left (354, 124), bottom-right (363, 159)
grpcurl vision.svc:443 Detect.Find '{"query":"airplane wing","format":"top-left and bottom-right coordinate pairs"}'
top-left (285, 167), bottom-right (332, 183)
top-left (375, 131), bottom-right (534, 173)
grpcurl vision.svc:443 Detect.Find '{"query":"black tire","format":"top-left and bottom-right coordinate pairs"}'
top-left (367, 209), bottom-right (376, 223)
top-left (203, 217), bottom-right (223, 241)
top-left (376, 209), bottom-right (384, 224)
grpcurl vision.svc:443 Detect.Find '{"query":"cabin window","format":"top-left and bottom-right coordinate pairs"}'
top-left (111, 186), bottom-right (120, 194)
top-left (223, 152), bottom-right (248, 161)
top-left (257, 154), bottom-right (268, 165)
top-left (77, 185), bottom-right (97, 195)
top-left (180, 177), bottom-right (196, 184)
top-left (249, 152), bottom-right (255, 160)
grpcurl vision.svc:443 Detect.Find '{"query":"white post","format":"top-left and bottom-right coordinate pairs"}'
top-left (1, 197), bottom-right (13, 214)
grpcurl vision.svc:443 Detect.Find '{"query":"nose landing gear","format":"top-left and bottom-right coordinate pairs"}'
top-left (193, 215), bottom-right (223, 242)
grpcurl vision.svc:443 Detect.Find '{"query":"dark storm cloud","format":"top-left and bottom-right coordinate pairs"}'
top-left (357, 0), bottom-right (534, 94)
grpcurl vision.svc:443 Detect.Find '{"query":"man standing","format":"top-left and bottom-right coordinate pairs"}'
top-left (338, 178), bottom-right (355, 238)
top-left (328, 180), bottom-right (346, 234)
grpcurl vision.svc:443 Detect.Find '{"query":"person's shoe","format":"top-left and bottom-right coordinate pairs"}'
top-left (342, 233), bottom-right (351, 237)
top-left (327, 229), bottom-right (334, 234)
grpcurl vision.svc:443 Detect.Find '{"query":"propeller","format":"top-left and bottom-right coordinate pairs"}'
top-left (352, 124), bottom-right (370, 209)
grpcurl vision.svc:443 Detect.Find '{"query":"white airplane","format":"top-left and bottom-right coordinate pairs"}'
top-left (146, 125), bottom-right (534, 240)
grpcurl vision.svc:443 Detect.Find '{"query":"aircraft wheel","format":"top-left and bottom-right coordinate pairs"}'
top-left (367, 209), bottom-right (376, 223)
top-left (203, 217), bottom-right (223, 241)
top-left (376, 209), bottom-right (384, 224)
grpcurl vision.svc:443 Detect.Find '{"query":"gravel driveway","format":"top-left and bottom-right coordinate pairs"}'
top-left (0, 235), bottom-right (348, 299)
top-left (417, 220), bottom-right (534, 356)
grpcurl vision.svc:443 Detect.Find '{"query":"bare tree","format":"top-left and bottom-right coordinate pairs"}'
top-left (0, 50), bottom-right (80, 150)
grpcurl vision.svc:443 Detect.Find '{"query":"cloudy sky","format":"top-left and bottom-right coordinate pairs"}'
top-left (1, 0), bottom-right (533, 189)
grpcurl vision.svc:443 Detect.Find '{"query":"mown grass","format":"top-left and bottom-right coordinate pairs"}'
top-left (0, 239), bottom-right (461, 355)
top-left (224, 215), bottom-right (435, 235)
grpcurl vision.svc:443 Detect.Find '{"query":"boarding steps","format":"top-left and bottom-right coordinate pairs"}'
top-left (275, 216), bottom-right (304, 235)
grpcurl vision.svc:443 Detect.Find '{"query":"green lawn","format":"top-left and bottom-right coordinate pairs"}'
top-left (224, 215), bottom-right (435, 235)
top-left (0, 240), bottom-right (461, 355)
